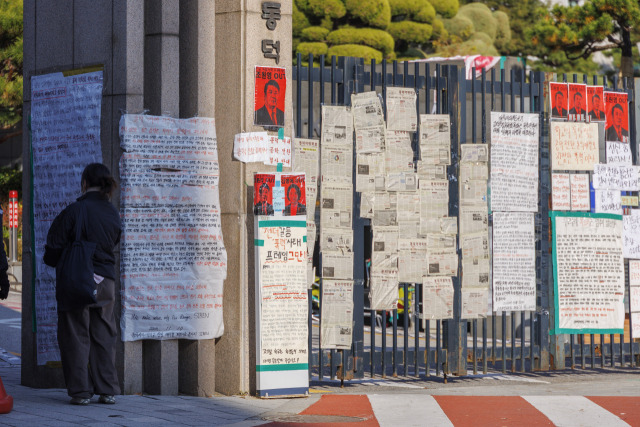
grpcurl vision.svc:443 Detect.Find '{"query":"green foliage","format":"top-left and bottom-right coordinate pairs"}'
top-left (443, 16), bottom-right (474, 41)
top-left (398, 47), bottom-right (428, 60)
top-left (430, 0), bottom-right (459, 19)
top-left (471, 31), bottom-right (493, 46)
top-left (327, 44), bottom-right (384, 62)
top-left (296, 42), bottom-right (330, 59)
top-left (0, 167), bottom-right (20, 205)
top-left (457, 3), bottom-right (496, 41)
top-left (295, 0), bottom-right (312, 14)
top-left (431, 18), bottom-right (448, 41)
top-left (492, 11), bottom-right (512, 51)
top-left (388, 21), bottom-right (433, 44)
top-left (293, 2), bottom-right (310, 37)
top-left (529, 0), bottom-right (640, 77)
top-left (320, 16), bottom-right (334, 30)
top-left (309, 0), bottom-right (346, 19)
top-left (345, 0), bottom-right (392, 29)
top-left (388, 0), bottom-right (435, 23)
top-left (0, 0), bottom-right (23, 128)
top-left (301, 26), bottom-right (330, 42)
top-left (327, 28), bottom-right (395, 56)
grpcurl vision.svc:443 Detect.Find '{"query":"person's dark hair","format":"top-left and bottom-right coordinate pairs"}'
top-left (573, 92), bottom-right (582, 101)
top-left (612, 103), bottom-right (624, 116)
top-left (592, 94), bottom-right (601, 102)
top-left (82, 163), bottom-right (116, 198)
top-left (287, 184), bottom-right (301, 201)
top-left (259, 182), bottom-right (270, 193)
top-left (555, 91), bottom-right (564, 100)
top-left (264, 80), bottom-right (280, 95)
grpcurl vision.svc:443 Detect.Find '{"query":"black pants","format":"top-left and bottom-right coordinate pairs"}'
top-left (57, 277), bottom-right (120, 398)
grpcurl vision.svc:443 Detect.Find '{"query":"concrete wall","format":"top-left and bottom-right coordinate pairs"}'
top-left (21, 0), bottom-right (235, 396)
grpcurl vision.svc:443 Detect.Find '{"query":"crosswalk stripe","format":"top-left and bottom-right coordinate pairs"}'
top-left (369, 394), bottom-right (453, 427)
top-left (523, 396), bottom-right (629, 427)
top-left (434, 396), bottom-right (553, 426)
top-left (587, 396), bottom-right (640, 426)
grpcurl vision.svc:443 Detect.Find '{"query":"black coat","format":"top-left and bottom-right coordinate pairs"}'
top-left (606, 125), bottom-right (629, 142)
top-left (255, 105), bottom-right (284, 127)
top-left (44, 191), bottom-right (121, 280)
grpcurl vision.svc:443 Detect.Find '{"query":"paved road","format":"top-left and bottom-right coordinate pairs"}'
top-left (0, 292), bottom-right (21, 357)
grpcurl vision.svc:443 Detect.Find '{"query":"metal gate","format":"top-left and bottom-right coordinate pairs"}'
top-left (293, 53), bottom-right (639, 381)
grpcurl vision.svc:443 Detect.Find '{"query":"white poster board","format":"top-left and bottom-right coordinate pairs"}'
top-left (493, 212), bottom-right (536, 311)
top-left (551, 212), bottom-right (624, 333)
top-left (31, 70), bottom-right (104, 364)
top-left (255, 218), bottom-right (308, 397)
top-left (490, 112), bottom-right (539, 212)
top-left (550, 122), bottom-right (599, 171)
top-left (119, 115), bottom-right (227, 341)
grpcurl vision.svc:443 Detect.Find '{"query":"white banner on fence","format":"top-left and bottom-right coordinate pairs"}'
top-left (552, 213), bottom-right (624, 333)
top-left (493, 212), bottom-right (536, 311)
top-left (490, 112), bottom-right (539, 212)
top-left (119, 115), bottom-right (227, 341)
top-left (31, 70), bottom-right (104, 364)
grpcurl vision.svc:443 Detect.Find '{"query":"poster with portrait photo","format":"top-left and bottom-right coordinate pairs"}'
top-left (254, 173), bottom-right (275, 216)
top-left (605, 91), bottom-right (629, 143)
top-left (550, 82), bottom-right (568, 119)
top-left (254, 66), bottom-right (286, 128)
top-left (586, 86), bottom-right (605, 122)
top-left (567, 83), bottom-right (587, 122)
top-left (281, 174), bottom-right (307, 217)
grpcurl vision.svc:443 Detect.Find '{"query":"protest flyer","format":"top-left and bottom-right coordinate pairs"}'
top-left (550, 122), bottom-right (599, 171)
top-left (254, 66), bottom-right (286, 128)
top-left (119, 115), bottom-right (227, 341)
top-left (281, 174), bottom-right (307, 217)
top-left (31, 69), bottom-right (104, 364)
top-left (605, 91), bottom-right (629, 143)
top-left (551, 212), bottom-right (624, 333)
top-left (254, 174), bottom-right (276, 216)
top-left (550, 82), bottom-right (568, 119)
top-left (586, 85), bottom-right (605, 122)
top-left (567, 83), bottom-right (587, 121)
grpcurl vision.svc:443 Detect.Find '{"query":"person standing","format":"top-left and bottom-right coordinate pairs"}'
top-left (43, 163), bottom-right (121, 405)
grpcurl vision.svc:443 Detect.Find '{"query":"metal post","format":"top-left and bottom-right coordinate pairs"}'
top-left (8, 191), bottom-right (17, 262)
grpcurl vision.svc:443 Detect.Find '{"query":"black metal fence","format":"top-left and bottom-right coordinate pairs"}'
top-left (294, 53), bottom-right (639, 381)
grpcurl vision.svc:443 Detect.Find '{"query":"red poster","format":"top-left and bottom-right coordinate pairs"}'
top-left (605, 91), bottom-right (629, 143)
top-left (254, 66), bottom-right (286, 128)
top-left (254, 174), bottom-right (275, 216)
top-left (550, 82), bottom-right (568, 119)
top-left (567, 83), bottom-right (586, 121)
top-left (281, 174), bottom-right (306, 217)
top-left (586, 86), bottom-right (605, 122)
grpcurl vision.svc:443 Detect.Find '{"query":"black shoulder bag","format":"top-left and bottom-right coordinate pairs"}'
top-left (55, 203), bottom-right (97, 311)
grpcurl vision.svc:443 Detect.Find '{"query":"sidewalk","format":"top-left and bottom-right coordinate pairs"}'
top-left (1, 355), bottom-right (640, 426)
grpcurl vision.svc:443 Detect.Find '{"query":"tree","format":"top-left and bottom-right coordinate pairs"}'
top-left (0, 0), bottom-right (22, 129)
top-left (529, 0), bottom-right (640, 78)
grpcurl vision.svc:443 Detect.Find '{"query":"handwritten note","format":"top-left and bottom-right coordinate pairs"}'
top-left (593, 164), bottom-right (621, 190)
top-left (552, 213), bottom-right (624, 332)
top-left (570, 174), bottom-right (590, 211)
top-left (606, 141), bottom-right (632, 166)
top-left (490, 112), bottom-right (539, 212)
top-left (493, 212), bottom-right (536, 311)
top-left (550, 122), bottom-right (599, 171)
top-left (233, 132), bottom-right (268, 163)
top-left (257, 222), bottom-right (308, 367)
top-left (594, 189), bottom-right (622, 215)
top-left (552, 173), bottom-right (570, 211)
top-left (624, 214), bottom-right (640, 259)
top-left (31, 70), bottom-right (104, 364)
top-left (119, 115), bottom-right (227, 341)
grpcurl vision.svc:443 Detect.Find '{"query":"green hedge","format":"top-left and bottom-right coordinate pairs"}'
top-left (460, 39), bottom-right (499, 56)
top-left (293, 2), bottom-right (310, 37)
top-left (471, 31), bottom-right (493, 46)
top-left (492, 11), bottom-right (511, 51)
top-left (388, 21), bottom-right (433, 43)
top-left (443, 16), bottom-right (473, 40)
top-left (429, 0), bottom-right (459, 19)
top-left (327, 44), bottom-right (384, 62)
top-left (457, 3), bottom-right (497, 41)
top-left (309, 0), bottom-right (346, 19)
top-left (388, 0), bottom-right (435, 23)
top-left (345, 0), bottom-right (391, 29)
top-left (301, 26), bottom-right (331, 42)
top-left (297, 42), bottom-right (329, 58)
top-left (320, 16), bottom-right (333, 30)
top-left (327, 28), bottom-right (395, 56)
top-left (431, 18), bottom-right (448, 41)
top-left (295, 0), bottom-right (311, 14)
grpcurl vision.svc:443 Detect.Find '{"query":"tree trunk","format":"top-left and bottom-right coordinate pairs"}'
top-left (620, 27), bottom-right (634, 79)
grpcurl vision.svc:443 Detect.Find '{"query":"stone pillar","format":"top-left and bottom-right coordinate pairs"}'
top-left (178, 0), bottom-right (217, 397)
top-left (141, 0), bottom-right (180, 395)
top-left (214, 1), bottom-right (292, 395)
